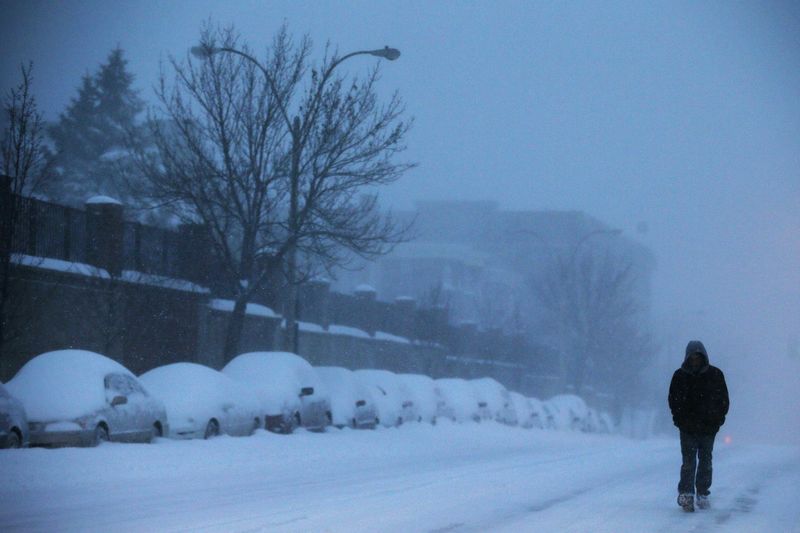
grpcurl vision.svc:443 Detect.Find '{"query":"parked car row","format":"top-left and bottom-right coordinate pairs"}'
top-left (0, 349), bottom-right (614, 448)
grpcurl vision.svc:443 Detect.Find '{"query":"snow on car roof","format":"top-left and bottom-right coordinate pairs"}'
top-left (353, 369), bottom-right (403, 396)
top-left (6, 349), bottom-right (134, 421)
top-left (140, 362), bottom-right (260, 423)
top-left (548, 394), bottom-right (588, 416)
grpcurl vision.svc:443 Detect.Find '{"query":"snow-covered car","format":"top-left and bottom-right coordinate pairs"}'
top-left (526, 396), bottom-right (549, 429)
top-left (434, 377), bottom-right (481, 423)
top-left (597, 411), bottom-right (615, 433)
top-left (509, 391), bottom-right (535, 429)
top-left (354, 369), bottom-right (417, 427)
top-left (140, 362), bottom-right (262, 439)
top-left (584, 408), bottom-right (614, 434)
top-left (315, 366), bottom-right (378, 429)
top-left (546, 394), bottom-right (589, 431)
top-left (0, 382), bottom-right (29, 448)
top-left (223, 352), bottom-right (331, 433)
top-left (6, 350), bottom-right (168, 447)
top-left (470, 377), bottom-right (518, 425)
top-left (396, 373), bottom-right (440, 424)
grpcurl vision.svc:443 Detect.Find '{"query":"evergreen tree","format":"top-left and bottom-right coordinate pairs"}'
top-left (46, 47), bottom-right (145, 206)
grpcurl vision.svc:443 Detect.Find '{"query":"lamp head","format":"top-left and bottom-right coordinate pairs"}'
top-left (190, 45), bottom-right (216, 60)
top-left (371, 46), bottom-right (401, 61)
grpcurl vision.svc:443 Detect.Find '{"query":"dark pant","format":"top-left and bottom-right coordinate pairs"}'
top-left (679, 431), bottom-right (716, 495)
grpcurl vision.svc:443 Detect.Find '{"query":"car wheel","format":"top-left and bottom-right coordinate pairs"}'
top-left (204, 419), bottom-right (220, 439)
top-left (6, 429), bottom-right (21, 449)
top-left (93, 425), bottom-right (109, 447)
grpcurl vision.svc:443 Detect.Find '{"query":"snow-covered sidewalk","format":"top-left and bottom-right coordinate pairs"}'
top-left (2, 423), bottom-right (798, 532)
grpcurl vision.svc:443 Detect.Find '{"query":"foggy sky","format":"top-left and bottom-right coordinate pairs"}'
top-left (2, 0), bottom-right (799, 443)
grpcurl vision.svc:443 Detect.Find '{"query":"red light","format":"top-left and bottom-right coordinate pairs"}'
top-left (723, 435), bottom-right (732, 445)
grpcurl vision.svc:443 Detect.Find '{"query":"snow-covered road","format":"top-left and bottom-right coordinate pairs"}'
top-left (2, 423), bottom-right (799, 532)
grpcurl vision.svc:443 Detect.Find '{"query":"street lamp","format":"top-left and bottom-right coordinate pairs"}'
top-left (191, 41), bottom-right (400, 354)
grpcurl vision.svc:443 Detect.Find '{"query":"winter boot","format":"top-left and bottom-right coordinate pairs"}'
top-left (678, 493), bottom-right (695, 512)
top-left (696, 494), bottom-right (710, 510)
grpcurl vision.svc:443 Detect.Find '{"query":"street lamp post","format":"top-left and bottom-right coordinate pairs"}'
top-left (191, 43), bottom-right (400, 354)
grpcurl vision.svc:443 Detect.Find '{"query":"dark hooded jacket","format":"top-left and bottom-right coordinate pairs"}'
top-left (668, 340), bottom-right (729, 435)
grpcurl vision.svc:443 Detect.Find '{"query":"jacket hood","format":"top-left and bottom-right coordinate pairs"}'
top-left (682, 340), bottom-right (710, 374)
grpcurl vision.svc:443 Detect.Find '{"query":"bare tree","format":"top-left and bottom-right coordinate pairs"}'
top-left (531, 246), bottom-right (654, 410)
top-left (215, 32), bottom-right (415, 353)
top-left (0, 63), bottom-right (51, 359)
top-left (134, 25), bottom-right (412, 360)
top-left (131, 27), bottom-right (298, 361)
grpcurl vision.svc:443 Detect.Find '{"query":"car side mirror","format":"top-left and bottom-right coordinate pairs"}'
top-left (299, 387), bottom-right (314, 397)
top-left (111, 395), bottom-right (127, 407)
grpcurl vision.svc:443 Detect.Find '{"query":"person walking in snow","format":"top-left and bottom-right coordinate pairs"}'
top-left (668, 340), bottom-right (729, 512)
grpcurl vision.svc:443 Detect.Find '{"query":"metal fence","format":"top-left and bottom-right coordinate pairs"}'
top-left (10, 196), bottom-right (88, 263)
top-left (9, 194), bottom-right (184, 279)
top-left (122, 222), bottom-right (182, 278)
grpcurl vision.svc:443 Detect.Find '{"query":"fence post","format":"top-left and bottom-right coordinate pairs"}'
top-left (393, 296), bottom-right (416, 340)
top-left (298, 278), bottom-right (330, 327)
top-left (177, 223), bottom-right (211, 287)
top-left (0, 175), bottom-right (11, 258)
top-left (85, 196), bottom-right (124, 277)
top-left (354, 284), bottom-right (378, 335)
top-left (63, 208), bottom-right (72, 260)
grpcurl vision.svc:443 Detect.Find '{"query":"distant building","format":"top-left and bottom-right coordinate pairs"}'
top-left (331, 201), bottom-right (654, 335)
